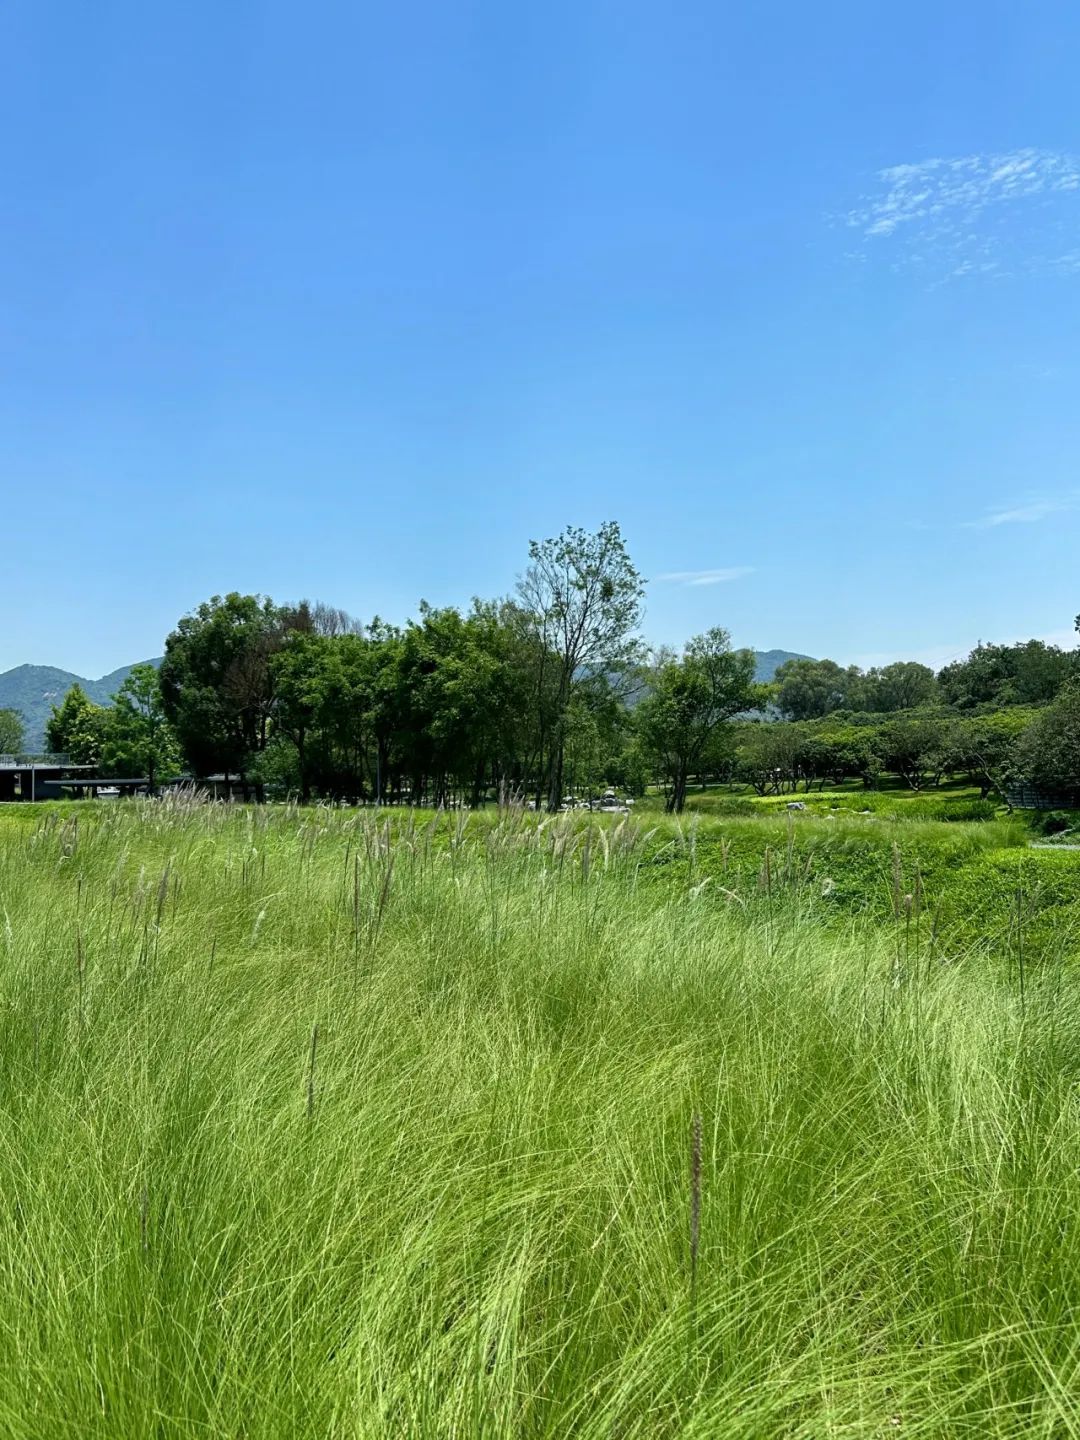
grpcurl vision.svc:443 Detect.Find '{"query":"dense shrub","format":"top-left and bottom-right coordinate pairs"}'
top-left (1037, 809), bottom-right (1075, 836)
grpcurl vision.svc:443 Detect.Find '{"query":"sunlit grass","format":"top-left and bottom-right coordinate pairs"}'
top-left (0, 799), bottom-right (1078, 1436)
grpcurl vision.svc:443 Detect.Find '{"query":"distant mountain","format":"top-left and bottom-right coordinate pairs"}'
top-left (0, 659), bottom-right (162, 752)
top-left (753, 649), bottom-right (812, 682)
top-left (619, 648), bottom-right (812, 711)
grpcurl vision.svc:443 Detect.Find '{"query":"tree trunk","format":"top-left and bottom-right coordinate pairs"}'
top-left (667, 763), bottom-right (688, 813)
top-left (298, 729), bottom-right (310, 804)
top-left (471, 759), bottom-right (485, 809)
top-left (547, 742), bottom-right (565, 813)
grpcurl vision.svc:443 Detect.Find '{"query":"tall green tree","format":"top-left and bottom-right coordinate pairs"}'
top-left (950, 709), bottom-right (1034, 799)
top-left (516, 522), bottom-right (644, 810)
top-left (808, 718), bottom-right (882, 788)
top-left (100, 664), bottom-right (180, 789)
top-left (637, 628), bottom-right (758, 812)
top-left (938, 641), bottom-right (1076, 708)
top-left (45, 685), bottom-right (107, 764)
top-left (272, 628), bottom-right (396, 802)
top-left (159, 594), bottom-right (286, 789)
top-left (1015, 682), bottom-right (1080, 800)
top-left (773, 658), bottom-right (863, 720)
top-left (736, 720), bottom-right (804, 795)
top-left (880, 711), bottom-right (956, 791)
top-left (270, 632), bottom-right (334, 802)
top-left (0, 708), bottom-right (24, 755)
top-left (862, 661), bottom-right (938, 713)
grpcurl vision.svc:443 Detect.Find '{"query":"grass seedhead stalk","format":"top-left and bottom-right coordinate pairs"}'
top-left (689, 1110), bottom-right (702, 1297)
top-left (306, 1023), bottom-right (319, 1120)
top-left (687, 1110), bottom-right (703, 1381)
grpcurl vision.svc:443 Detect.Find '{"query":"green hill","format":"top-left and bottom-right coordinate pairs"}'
top-left (753, 648), bottom-right (811, 682)
top-left (0, 660), bottom-right (162, 752)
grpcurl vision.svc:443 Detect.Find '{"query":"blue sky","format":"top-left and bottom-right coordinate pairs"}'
top-left (2, 1), bottom-right (1078, 676)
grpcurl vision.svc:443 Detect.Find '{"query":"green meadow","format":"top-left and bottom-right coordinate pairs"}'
top-left (1, 796), bottom-right (1079, 1437)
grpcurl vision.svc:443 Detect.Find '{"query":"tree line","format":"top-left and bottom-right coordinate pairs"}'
top-left (22, 522), bottom-right (1080, 810)
top-left (756, 643), bottom-right (1080, 801)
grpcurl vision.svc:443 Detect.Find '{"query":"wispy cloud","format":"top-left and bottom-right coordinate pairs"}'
top-left (843, 149), bottom-right (1080, 281)
top-left (654, 567), bottom-right (755, 588)
top-left (965, 495), bottom-right (1079, 529)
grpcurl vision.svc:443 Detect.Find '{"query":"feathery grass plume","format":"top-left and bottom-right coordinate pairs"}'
top-left (688, 1109), bottom-right (703, 1373)
top-left (353, 852), bottom-right (361, 970)
top-left (926, 906), bottom-right (942, 979)
top-left (759, 845), bottom-right (774, 951)
top-left (689, 1112), bottom-right (702, 1277)
top-left (1015, 871), bottom-right (1026, 1015)
top-left (912, 862), bottom-right (925, 966)
top-left (370, 851), bottom-right (395, 946)
top-left (155, 862), bottom-right (171, 928)
top-left (890, 842), bottom-right (906, 987)
top-left (306, 1023), bottom-right (319, 1120)
top-left (75, 928), bottom-right (85, 1028)
top-left (903, 891), bottom-right (914, 977)
top-left (0, 799), bottom-right (1072, 1435)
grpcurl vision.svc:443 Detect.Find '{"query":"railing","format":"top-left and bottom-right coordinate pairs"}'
top-left (0, 753), bottom-right (73, 766)
top-left (1004, 782), bottom-right (1075, 811)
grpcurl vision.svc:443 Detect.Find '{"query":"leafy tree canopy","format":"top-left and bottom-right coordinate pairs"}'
top-left (0, 708), bottom-right (25, 755)
top-left (938, 640), bottom-right (1077, 709)
top-left (637, 629), bottom-right (758, 811)
top-left (100, 663), bottom-right (181, 788)
top-left (45, 684), bottom-right (107, 764)
top-left (159, 593), bottom-right (286, 782)
top-left (772, 658), bottom-right (864, 720)
top-left (1015, 682), bottom-right (1080, 800)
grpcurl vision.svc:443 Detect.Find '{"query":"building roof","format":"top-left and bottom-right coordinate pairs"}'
top-left (54, 777), bottom-right (149, 788)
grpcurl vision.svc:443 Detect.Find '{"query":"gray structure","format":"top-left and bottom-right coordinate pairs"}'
top-left (1004, 781), bottom-right (1076, 811)
top-left (53, 777), bottom-right (149, 798)
top-left (0, 754), bottom-right (95, 801)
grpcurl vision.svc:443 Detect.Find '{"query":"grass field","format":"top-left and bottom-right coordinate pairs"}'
top-left (2, 797), bottom-right (1080, 1436)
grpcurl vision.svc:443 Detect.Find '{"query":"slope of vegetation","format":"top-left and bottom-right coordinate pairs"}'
top-left (1, 799), bottom-right (1078, 1437)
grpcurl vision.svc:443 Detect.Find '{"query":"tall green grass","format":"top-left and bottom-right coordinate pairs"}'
top-left (0, 799), bottom-right (1078, 1436)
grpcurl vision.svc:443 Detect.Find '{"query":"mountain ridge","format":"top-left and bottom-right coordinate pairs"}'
top-left (751, 648), bottom-right (811, 683)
